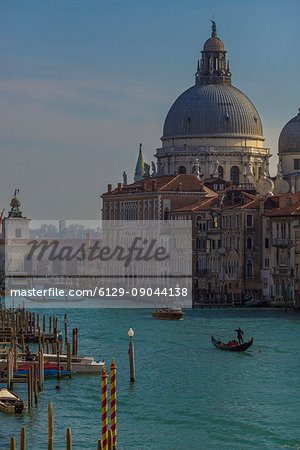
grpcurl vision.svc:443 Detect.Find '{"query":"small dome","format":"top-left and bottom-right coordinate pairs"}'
top-left (203, 37), bottom-right (224, 51)
top-left (163, 84), bottom-right (263, 139)
top-left (278, 110), bottom-right (300, 154)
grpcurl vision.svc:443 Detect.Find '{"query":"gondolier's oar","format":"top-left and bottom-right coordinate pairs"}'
top-left (245, 335), bottom-right (262, 352)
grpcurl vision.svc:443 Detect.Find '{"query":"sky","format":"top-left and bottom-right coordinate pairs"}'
top-left (0, 0), bottom-right (299, 219)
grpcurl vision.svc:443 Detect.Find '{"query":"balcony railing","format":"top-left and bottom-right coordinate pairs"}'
top-left (272, 267), bottom-right (293, 276)
top-left (272, 238), bottom-right (294, 247)
top-left (196, 269), bottom-right (212, 276)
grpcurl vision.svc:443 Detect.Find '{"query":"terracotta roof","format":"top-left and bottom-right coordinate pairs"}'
top-left (203, 177), bottom-right (229, 185)
top-left (172, 196), bottom-right (219, 212)
top-left (265, 202), bottom-right (300, 217)
top-left (103, 174), bottom-right (206, 195)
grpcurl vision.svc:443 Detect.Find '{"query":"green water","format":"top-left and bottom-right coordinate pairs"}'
top-left (0, 308), bottom-right (300, 449)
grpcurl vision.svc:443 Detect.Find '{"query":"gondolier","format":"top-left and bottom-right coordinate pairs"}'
top-left (235, 327), bottom-right (244, 344)
top-left (211, 334), bottom-right (253, 352)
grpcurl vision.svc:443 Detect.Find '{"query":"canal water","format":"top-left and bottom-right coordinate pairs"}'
top-left (0, 308), bottom-right (300, 449)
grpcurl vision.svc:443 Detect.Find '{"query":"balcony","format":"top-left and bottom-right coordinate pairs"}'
top-left (272, 238), bottom-right (294, 247)
top-left (197, 269), bottom-right (212, 276)
top-left (272, 266), bottom-right (293, 276)
top-left (218, 247), bottom-right (230, 255)
top-left (208, 228), bottom-right (220, 234)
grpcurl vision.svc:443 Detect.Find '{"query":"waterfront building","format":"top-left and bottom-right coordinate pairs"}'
top-left (101, 173), bottom-right (215, 222)
top-left (2, 190), bottom-right (30, 240)
top-left (265, 194), bottom-right (300, 306)
top-left (171, 189), bottom-right (279, 304)
top-left (101, 22), bottom-right (300, 306)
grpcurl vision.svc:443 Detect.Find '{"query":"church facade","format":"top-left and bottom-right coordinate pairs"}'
top-left (102, 22), bottom-right (300, 306)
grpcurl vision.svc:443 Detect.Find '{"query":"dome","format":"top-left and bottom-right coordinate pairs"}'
top-left (278, 111), bottom-right (300, 154)
top-left (162, 84), bottom-right (264, 139)
top-left (203, 37), bottom-right (224, 51)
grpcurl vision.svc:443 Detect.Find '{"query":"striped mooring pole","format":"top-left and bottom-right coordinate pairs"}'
top-left (101, 366), bottom-right (108, 450)
top-left (110, 358), bottom-right (117, 448)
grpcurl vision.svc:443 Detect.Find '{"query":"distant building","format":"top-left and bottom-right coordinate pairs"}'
top-left (2, 190), bottom-right (30, 240)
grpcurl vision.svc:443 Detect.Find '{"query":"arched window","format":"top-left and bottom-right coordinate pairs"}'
top-left (218, 166), bottom-right (224, 178)
top-left (230, 166), bottom-right (240, 186)
top-left (195, 215), bottom-right (202, 227)
top-left (213, 216), bottom-right (218, 228)
top-left (196, 236), bottom-right (201, 250)
top-left (164, 208), bottom-right (169, 220)
top-left (246, 260), bottom-right (253, 278)
top-left (246, 236), bottom-right (252, 250)
top-left (178, 166), bottom-right (186, 174)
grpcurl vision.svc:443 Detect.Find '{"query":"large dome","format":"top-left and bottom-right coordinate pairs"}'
top-left (279, 111), bottom-right (300, 154)
top-left (162, 84), bottom-right (264, 139)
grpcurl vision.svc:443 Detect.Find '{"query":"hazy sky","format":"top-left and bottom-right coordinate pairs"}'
top-left (0, 0), bottom-right (299, 219)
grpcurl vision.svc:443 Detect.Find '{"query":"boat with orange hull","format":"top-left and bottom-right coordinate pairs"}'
top-left (152, 308), bottom-right (185, 320)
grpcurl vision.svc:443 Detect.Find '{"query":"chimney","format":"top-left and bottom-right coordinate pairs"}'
top-left (108, 184), bottom-right (112, 193)
top-left (141, 180), bottom-right (146, 191)
top-left (86, 232), bottom-right (92, 248)
top-left (117, 183), bottom-right (122, 192)
top-left (259, 198), bottom-right (265, 213)
top-left (152, 179), bottom-right (157, 191)
top-left (178, 181), bottom-right (182, 191)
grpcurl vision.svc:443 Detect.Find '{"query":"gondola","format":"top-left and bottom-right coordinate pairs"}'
top-left (211, 335), bottom-right (253, 352)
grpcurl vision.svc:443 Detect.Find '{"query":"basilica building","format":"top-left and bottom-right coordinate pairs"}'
top-left (102, 22), bottom-right (300, 306)
top-left (129, 22), bottom-right (300, 196)
top-left (155, 21), bottom-right (270, 189)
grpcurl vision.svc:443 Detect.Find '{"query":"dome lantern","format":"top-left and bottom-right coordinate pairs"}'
top-left (195, 21), bottom-right (231, 86)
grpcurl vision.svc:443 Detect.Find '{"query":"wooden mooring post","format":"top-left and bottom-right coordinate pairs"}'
top-left (110, 358), bottom-right (117, 448)
top-left (20, 427), bottom-right (26, 450)
top-left (7, 350), bottom-right (13, 390)
top-left (48, 402), bottom-right (54, 450)
top-left (101, 366), bottom-right (108, 450)
top-left (66, 427), bottom-right (72, 450)
top-left (57, 349), bottom-right (61, 380)
top-left (10, 436), bottom-right (15, 450)
top-left (34, 365), bottom-right (38, 405)
top-left (66, 342), bottom-right (72, 372)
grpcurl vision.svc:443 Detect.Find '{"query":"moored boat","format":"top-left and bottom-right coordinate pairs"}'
top-left (43, 354), bottom-right (104, 373)
top-left (152, 307), bottom-right (185, 320)
top-left (0, 389), bottom-right (27, 414)
top-left (211, 335), bottom-right (253, 352)
top-left (14, 362), bottom-right (75, 378)
top-left (0, 354), bottom-right (104, 374)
